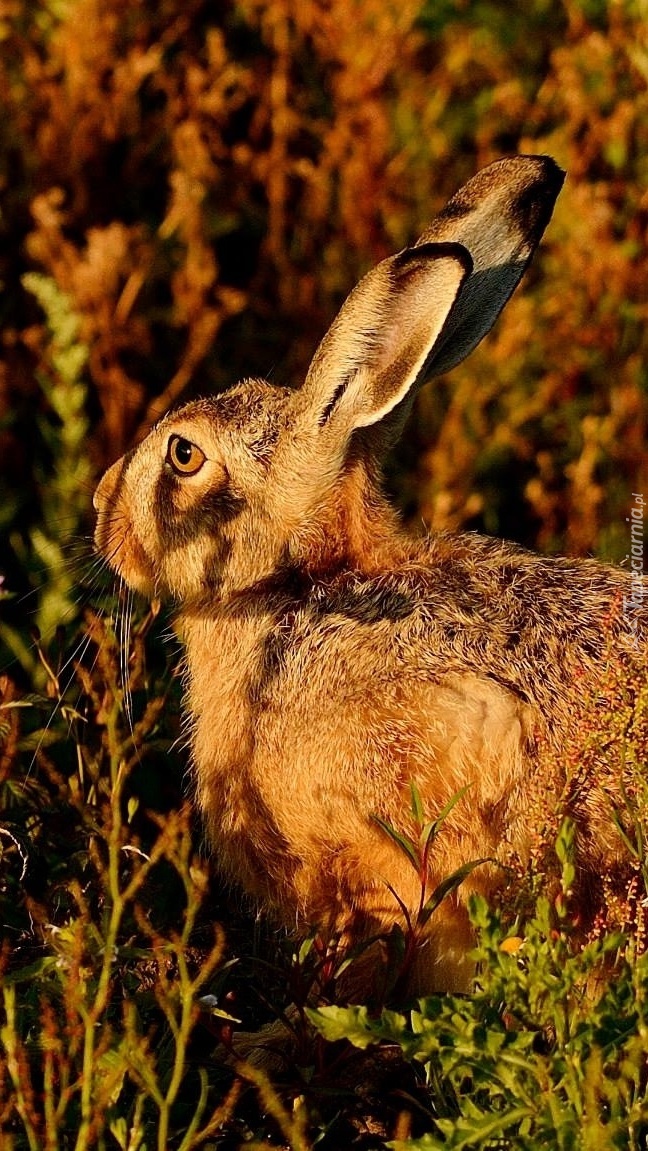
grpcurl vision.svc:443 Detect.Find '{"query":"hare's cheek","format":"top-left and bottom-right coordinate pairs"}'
top-left (117, 534), bottom-right (157, 595)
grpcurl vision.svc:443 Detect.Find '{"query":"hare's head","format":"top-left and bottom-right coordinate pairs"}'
top-left (93, 380), bottom-right (295, 601)
top-left (94, 155), bottom-right (564, 604)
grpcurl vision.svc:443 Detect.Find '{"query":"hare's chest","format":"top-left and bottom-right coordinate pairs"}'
top-left (183, 620), bottom-right (260, 782)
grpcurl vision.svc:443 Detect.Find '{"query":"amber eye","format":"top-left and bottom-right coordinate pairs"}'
top-left (166, 434), bottom-right (206, 476)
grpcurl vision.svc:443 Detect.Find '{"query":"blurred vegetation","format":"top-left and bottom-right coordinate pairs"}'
top-left (1, 0), bottom-right (647, 1146)
top-left (1, 0), bottom-right (647, 563)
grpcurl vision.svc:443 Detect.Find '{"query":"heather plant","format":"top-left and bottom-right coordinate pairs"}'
top-left (305, 650), bottom-right (648, 1146)
top-left (2, 630), bottom-right (648, 1148)
top-left (310, 821), bottom-right (648, 1150)
top-left (2, 618), bottom-right (213, 1145)
top-left (0, 612), bottom-right (315, 1150)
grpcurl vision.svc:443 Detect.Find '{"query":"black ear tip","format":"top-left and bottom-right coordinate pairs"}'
top-left (438, 153), bottom-right (565, 232)
top-left (513, 155), bottom-right (566, 240)
top-left (489, 152), bottom-right (566, 190)
top-left (519, 153), bottom-right (566, 183)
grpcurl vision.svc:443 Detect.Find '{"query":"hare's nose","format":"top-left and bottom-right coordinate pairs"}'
top-left (93, 459), bottom-right (123, 511)
top-left (92, 479), bottom-right (106, 512)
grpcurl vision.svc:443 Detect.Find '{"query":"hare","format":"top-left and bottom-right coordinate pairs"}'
top-left (94, 156), bottom-right (646, 1000)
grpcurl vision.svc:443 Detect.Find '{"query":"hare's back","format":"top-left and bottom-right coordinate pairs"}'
top-left (274, 532), bottom-right (636, 702)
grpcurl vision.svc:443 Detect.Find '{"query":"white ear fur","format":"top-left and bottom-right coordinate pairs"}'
top-left (301, 242), bottom-right (472, 433)
top-left (297, 154), bottom-right (564, 441)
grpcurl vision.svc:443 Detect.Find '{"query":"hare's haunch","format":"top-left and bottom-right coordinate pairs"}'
top-left (94, 156), bottom-right (645, 997)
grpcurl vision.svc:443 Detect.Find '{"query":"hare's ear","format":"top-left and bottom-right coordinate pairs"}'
top-left (300, 242), bottom-right (472, 432)
top-left (417, 154), bottom-right (565, 376)
top-left (298, 154), bottom-right (564, 435)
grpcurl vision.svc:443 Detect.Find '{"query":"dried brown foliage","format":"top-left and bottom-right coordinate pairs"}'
top-left (0, 7), bottom-right (647, 1143)
top-left (0, 0), bottom-right (646, 559)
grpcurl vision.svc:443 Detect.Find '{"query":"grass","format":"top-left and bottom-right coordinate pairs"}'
top-left (1, 271), bottom-right (647, 1149)
top-left (0, 0), bottom-right (647, 1135)
top-left (1, 598), bottom-right (647, 1149)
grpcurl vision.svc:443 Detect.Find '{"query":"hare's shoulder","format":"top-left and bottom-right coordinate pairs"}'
top-left (299, 530), bottom-right (631, 633)
top-left (250, 532), bottom-right (641, 724)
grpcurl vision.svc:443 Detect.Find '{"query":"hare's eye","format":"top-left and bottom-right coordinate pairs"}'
top-left (166, 435), bottom-right (206, 476)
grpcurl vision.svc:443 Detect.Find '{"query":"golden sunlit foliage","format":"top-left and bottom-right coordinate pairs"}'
top-left (0, 0), bottom-right (646, 557)
top-left (1, 2), bottom-right (647, 1147)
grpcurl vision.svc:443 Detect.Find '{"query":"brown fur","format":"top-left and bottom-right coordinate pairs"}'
top-left (94, 156), bottom-right (646, 998)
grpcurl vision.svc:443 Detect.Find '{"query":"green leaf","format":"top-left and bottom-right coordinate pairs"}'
top-left (371, 815), bottom-right (419, 870)
top-left (611, 808), bottom-right (642, 862)
top-left (555, 818), bottom-right (575, 865)
top-left (419, 859), bottom-right (490, 926)
top-left (387, 1134), bottom-right (445, 1150)
top-left (297, 935), bottom-right (316, 965)
top-left (427, 785), bottom-right (471, 838)
top-left (1, 956), bottom-right (60, 985)
top-left (429, 1104), bottom-right (534, 1149)
top-left (109, 1116), bottom-right (129, 1150)
top-left (410, 779), bottom-right (425, 824)
top-left (306, 1005), bottom-right (381, 1049)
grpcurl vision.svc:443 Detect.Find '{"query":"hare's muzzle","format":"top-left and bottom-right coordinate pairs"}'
top-left (93, 458), bottom-right (123, 515)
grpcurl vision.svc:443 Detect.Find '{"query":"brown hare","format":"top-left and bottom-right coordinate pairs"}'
top-left (94, 156), bottom-right (645, 1001)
